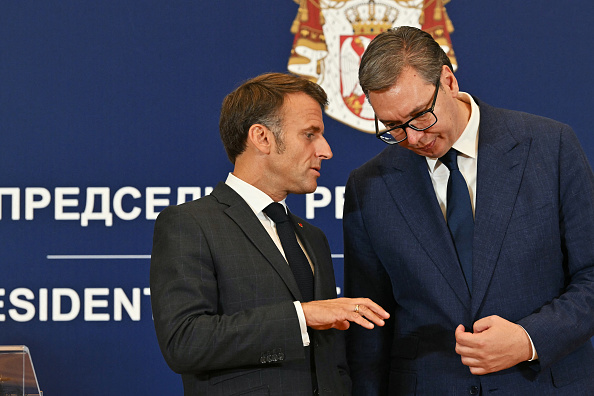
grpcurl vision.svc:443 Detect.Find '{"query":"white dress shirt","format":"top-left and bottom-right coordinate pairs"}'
top-left (225, 173), bottom-right (311, 346)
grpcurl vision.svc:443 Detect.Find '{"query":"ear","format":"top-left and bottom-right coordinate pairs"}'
top-left (247, 124), bottom-right (272, 155)
top-left (440, 64), bottom-right (460, 98)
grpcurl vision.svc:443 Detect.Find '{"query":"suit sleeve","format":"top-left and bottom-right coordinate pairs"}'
top-left (343, 171), bottom-right (396, 395)
top-left (517, 125), bottom-right (594, 370)
top-left (149, 204), bottom-right (305, 374)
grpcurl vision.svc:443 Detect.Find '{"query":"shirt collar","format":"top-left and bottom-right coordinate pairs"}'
top-left (225, 173), bottom-right (287, 215)
top-left (427, 92), bottom-right (480, 171)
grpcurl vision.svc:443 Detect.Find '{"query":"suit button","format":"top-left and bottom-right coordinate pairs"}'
top-left (469, 385), bottom-right (479, 395)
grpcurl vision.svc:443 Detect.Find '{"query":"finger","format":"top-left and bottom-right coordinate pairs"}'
top-left (460, 355), bottom-right (482, 367)
top-left (455, 342), bottom-right (479, 359)
top-left (356, 298), bottom-right (390, 319)
top-left (462, 359), bottom-right (489, 375)
top-left (333, 320), bottom-right (350, 331)
top-left (349, 312), bottom-right (375, 329)
top-left (473, 316), bottom-right (494, 333)
top-left (356, 304), bottom-right (386, 326)
top-left (455, 325), bottom-right (469, 343)
top-left (455, 327), bottom-right (480, 349)
top-left (341, 298), bottom-right (389, 318)
top-left (469, 366), bottom-right (488, 376)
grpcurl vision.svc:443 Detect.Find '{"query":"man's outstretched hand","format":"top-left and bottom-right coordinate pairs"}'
top-left (301, 297), bottom-right (390, 330)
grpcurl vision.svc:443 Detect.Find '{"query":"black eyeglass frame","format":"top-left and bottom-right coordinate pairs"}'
top-left (374, 80), bottom-right (440, 145)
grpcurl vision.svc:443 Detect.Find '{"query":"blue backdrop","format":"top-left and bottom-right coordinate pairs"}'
top-left (1, 1), bottom-right (593, 394)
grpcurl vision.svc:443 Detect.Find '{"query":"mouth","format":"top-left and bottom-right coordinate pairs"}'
top-left (311, 166), bottom-right (321, 176)
top-left (417, 138), bottom-right (436, 152)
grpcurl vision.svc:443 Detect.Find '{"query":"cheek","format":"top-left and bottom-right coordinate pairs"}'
top-left (437, 111), bottom-right (457, 137)
top-left (292, 148), bottom-right (312, 164)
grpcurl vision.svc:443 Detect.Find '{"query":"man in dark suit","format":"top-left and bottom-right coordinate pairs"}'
top-left (150, 72), bottom-right (389, 396)
top-left (343, 26), bottom-right (594, 394)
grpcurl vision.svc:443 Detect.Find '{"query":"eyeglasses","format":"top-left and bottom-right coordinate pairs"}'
top-left (374, 81), bottom-right (440, 145)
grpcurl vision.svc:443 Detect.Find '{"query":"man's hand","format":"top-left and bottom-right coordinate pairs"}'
top-left (301, 297), bottom-right (390, 330)
top-left (455, 315), bottom-right (534, 375)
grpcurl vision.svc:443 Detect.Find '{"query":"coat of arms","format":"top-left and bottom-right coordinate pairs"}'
top-left (288, 0), bottom-right (456, 133)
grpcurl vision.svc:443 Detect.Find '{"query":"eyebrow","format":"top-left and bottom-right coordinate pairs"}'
top-left (380, 90), bottom-right (434, 125)
top-left (304, 125), bottom-right (323, 134)
top-left (409, 101), bottom-right (431, 117)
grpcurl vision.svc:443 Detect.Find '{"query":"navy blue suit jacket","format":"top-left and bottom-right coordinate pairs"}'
top-left (343, 99), bottom-right (594, 394)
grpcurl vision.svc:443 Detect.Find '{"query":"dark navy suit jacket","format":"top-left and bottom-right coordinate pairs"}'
top-left (344, 99), bottom-right (594, 395)
top-left (151, 182), bottom-right (350, 395)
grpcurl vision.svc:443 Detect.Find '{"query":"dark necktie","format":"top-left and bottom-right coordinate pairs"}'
top-left (440, 148), bottom-right (474, 292)
top-left (264, 202), bottom-right (314, 302)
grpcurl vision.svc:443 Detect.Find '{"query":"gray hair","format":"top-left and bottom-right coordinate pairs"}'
top-left (359, 26), bottom-right (453, 95)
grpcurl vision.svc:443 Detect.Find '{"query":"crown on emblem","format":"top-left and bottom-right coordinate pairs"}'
top-left (346, 0), bottom-right (399, 35)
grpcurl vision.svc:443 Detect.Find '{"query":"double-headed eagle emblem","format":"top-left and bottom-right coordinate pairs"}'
top-left (288, 0), bottom-right (456, 133)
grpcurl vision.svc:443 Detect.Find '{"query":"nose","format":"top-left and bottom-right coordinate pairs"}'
top-left (405, 128), bottom-right (424, 145)
top-left (317, 135), bottom-right (333, 160)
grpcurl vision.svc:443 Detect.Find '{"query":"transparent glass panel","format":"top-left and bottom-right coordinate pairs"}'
top-left (0, 346), bottom-right (42, 396)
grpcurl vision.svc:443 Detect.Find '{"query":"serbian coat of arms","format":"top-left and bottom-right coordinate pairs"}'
top-left (288, 0), bottom-right (457, 133)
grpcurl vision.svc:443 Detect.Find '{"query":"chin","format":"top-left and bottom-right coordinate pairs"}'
top-left (296, 183), bottom-right (318, 195)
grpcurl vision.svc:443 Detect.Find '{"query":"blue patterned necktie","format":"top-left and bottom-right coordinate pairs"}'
top-left (440, 148), bottom-right (474, 293)
top-left (264, 202), bottom-right (314, 302)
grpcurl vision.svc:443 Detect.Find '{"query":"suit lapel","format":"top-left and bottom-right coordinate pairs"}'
top-left (380, 147), bottom-right (472, 309)
top-left (471, 102), bottom-right (531, 316)
top-left (290, 215), bottom-right (317, 266)
top-left (211, 183), bottom-right (303, 301)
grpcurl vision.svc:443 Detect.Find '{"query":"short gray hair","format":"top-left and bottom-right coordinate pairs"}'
top-left (359, 26), bottom-right (453, 95)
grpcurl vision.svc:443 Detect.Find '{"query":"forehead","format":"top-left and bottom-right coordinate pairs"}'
top-left (280, 92), bottom-right (324, 129)
top-left (368, 69), bottom-right (434, 122)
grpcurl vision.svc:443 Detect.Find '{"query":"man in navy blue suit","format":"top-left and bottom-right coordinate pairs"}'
top-left (343, 26), bottom-right (594, 394)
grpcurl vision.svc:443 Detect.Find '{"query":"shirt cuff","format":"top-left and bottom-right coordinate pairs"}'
top-left (518, 324), bottom-right (538, 361)
top-left (294, 301), bottom-right (310, 346)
